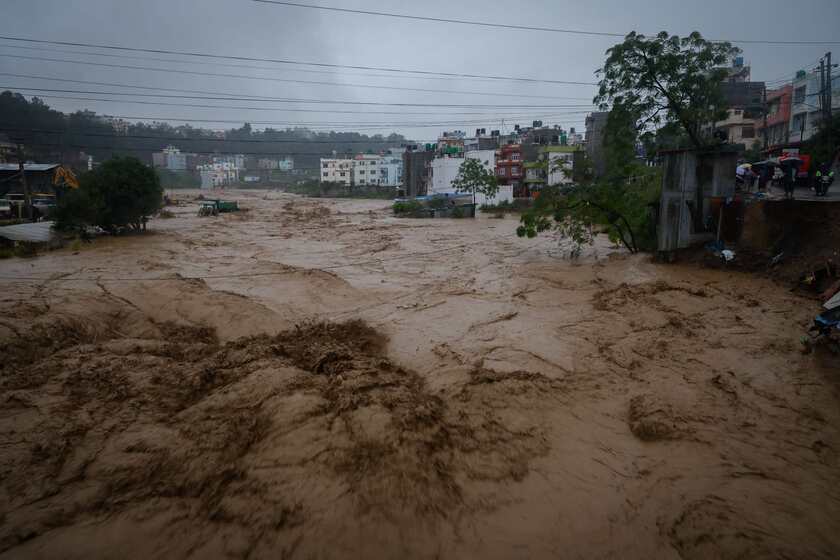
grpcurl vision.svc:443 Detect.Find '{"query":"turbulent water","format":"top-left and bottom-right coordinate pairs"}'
top-left (1, 190), bottom-right (838, 559)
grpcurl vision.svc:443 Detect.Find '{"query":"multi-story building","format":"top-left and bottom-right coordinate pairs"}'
top-left (198, 162), bottom-right (239, 189)
top-left (544, 146), bottom-right (578, 186)
top-left (427, 150), bottom-right (511, 205)
top-left (789, 70), bottom-right (840, 144)
top-left (152, 146), bottom-right (188, 171)
top-left (402, 146), bottom-right (435, 197)
top-left (585, 112), bottom-right (609, 178)
top-left (378, 155), bottom-right (403, 187)
top-left (320, 158), bottom-right (353, 186)
top-left (437, 130), bottom-right (465, 155)
top-left (715, 108), bottom-right (760, 147)
top-left (353, 154), bottom-right (385, 186)
top-left (495, 143), bottom-right (524, 197)
top-left (758, 85), bottom-right (792, 150)
top-left (257, 157), bottom-right (294, 171)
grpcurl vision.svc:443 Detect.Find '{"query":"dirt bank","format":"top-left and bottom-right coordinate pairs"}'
top-left (1, 190), bottom-right (838, 559)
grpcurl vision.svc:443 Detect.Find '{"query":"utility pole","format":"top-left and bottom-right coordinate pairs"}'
top-left (819, 58), bottom-right (826, 129)
top-left (827, 51), bottom-right (833, 120)
top-left (762, 84), bottom-right (768, 151)
top-left (13, 138), bottom-right (31, 221)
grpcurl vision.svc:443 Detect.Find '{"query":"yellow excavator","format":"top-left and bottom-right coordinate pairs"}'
top-left (53, 165), bottom-right (79, 190)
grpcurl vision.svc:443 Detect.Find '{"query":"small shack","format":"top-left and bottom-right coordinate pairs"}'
top-left (657, 146), bottom-right (739, 254)
top-left (0, 163), bottom-right (60, 196)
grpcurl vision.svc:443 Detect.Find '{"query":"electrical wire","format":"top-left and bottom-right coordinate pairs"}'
top-left (250, 0), bottom-right (840, 46)
top-left (0, 36), bottom-right (599, 85)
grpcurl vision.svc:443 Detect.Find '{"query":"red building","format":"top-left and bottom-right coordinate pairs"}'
top-left (495, 143), bottom-right (525, 197)
top-left (758, 85), bottom-right (792, 150)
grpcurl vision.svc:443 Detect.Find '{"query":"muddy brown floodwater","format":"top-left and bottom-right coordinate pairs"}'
top-left (1, 190), bottom-right (839, 559)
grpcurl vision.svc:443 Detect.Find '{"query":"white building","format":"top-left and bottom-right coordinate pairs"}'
top-left (258, 157), bottom-right (294, 171)
top-left (152, 146), bottom-right (187, 171)
top-left (320, 158), bottom-right (353, 186)
top-left (198, 162), bottom-right (239, 189)
top-left (353, 154), bottom-right (385, 186)
top-left (213, 154), bottom-right (246, 169)
top-left (428, 150), bottom-right (512, 206)
top-left (789, 70), bottom-right (840, 144)
top-left (543, 147), bottom-right (577, 186)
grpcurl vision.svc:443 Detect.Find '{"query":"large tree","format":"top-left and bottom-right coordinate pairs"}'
top-left (452, 158), bottom-right (498, 205)
top-left (594, 31), bottom-right (740, 148)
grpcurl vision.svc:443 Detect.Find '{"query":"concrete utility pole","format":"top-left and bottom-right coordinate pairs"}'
top-left (762, 85), bottom-right (768, 150)
top-left (819, 58), bottom-right (827, 126)
top-left (827, 51), bottom-right (833, 120)
top-left (13, 139), bottom-right (31, 220)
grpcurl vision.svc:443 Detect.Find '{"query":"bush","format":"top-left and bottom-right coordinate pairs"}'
top-left (54, 157), bottom-right (163, 234)
top-left (393, 200), bottom-right (424, 215)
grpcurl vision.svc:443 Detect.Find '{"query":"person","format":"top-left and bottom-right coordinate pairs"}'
top-left (758, 165), bottom-right (771, 191)
top-left (815, 162), bottom-right (835, 197)
top-left (782, 163), bottom-right (797, 200)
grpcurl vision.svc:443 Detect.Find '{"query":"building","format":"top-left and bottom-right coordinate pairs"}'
top-left (585, 112), bottom-right (609, 178)
top-left (544, 146), bottom-right (578, 186)
top-left (715, 108), bottom-right (760, 148)
top-left (427, 150), bottom-right (512, 205)
top-left (198, 162), bottom-right (239, 189)
top-left (353, 154), bottom-right (385, 186)
top-left (567, 127), bottom-right (584, 146)
top-left (257, 157), bottom-right (294, 171)
top-left (464, 129), bottom-right (498, 152)
top-left (758, 85), bottom-right (792, 150)
top-left (152, 146), bottom-right (188, 171)
top-left (402, 146), bottom-right (435, 197)
top-left (320, 158), bottom-right (353, 186)
top-left (213, 154), bottom-right (246, 170)
top-left (0, 134), bottom-right (16, 163)
top-left (437, 130), bottom-right (465, 155)
top-left (105, 116), bottom-right (130, 136)
top-left (379, 154), bottom-right (403, 187)
top-left (495, 143), bottom-right (524, 197)
top-left (789, 70), bottom-right (840, 144)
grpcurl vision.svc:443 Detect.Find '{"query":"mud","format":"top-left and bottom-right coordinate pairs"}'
top-left (1, 190), bottom-right (839, 559)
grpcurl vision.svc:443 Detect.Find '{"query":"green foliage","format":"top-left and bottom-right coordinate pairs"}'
top-left (804, 114), bottom-right (840, 167)
top-left (452, 158), bottom-right (499, 203)
top-left (393, 200), bottom-right (424, 215)
top-left (451, 205), bottom-right (464, 219)
top-left (156, 168), bottom-right (200, 189)
top-left (0, 92), bottom-right (408, 169)
top-left (54, 157), bottom-right (163, 234)
top-left (518, 166), bottom-right (661, 255)
top-left (595, 31), bottom-right (740, 149)
top-left (479, 199), bottom-right (532, 213)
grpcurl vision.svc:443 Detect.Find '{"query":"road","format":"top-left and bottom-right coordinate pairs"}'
top-left (1, 190), bottom-right (838, 559)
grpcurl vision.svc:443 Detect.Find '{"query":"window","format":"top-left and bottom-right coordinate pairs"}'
top-left (511, 153), bottom-right (521, 161)
top-left (741, 126), bottom-right (755, 139)
top-left (794, 86), bottom-right (806, 104)
top-left (360, 170), bottom-right (365, 175)
top-left (322, 172), bottom-right (328, 177)
top-left (322, 162), bottom-right (329, 168)
top-left (733, 109), bottom-right (742, 116)
top-left (496, 168), bottom-right (506, 176)
top-left (511, 166), bottom-right (520, 175)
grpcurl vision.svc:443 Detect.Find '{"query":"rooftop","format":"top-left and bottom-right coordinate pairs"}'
top-left (0, 163), bottom-right (60, 172)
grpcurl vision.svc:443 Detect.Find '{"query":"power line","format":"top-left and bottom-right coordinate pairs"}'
top-left (0, 36), bottom-right (599, 85)
top-left (0, 52), bottom-right (592, 99)
top-left (0, 85), bottom-right (594, 110)
top-left (251, 0), bottom-right (840, 46)
top-left (0, 42), bottom-right (524, 84)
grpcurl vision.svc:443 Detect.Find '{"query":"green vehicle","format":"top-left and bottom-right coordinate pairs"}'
top-left (197, 199), bottom-right (239, 216)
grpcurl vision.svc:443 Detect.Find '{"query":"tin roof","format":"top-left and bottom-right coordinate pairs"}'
top-left (0, 163), bottom-right (60, 172)
top-left (0, 221), bottom-right (55, 243)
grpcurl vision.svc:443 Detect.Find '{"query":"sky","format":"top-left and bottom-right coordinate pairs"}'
top-left (2, 0), bottom-right (839, 143)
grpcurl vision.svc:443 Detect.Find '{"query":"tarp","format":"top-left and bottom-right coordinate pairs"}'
top-left (0, 221), bottom-right (55, 243)
top-left (825, 290), bottom-right (840, 311)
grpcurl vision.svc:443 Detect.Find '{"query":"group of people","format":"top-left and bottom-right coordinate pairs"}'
top-left (736, 159), bottom-right (835, 199)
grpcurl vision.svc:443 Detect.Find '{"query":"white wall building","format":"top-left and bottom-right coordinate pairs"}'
top-left (353, 154), bottom-right (385, 186)
top-left (258, 157), bottom-right (294, 171)
top-left (428, 150), bottom-right (512, 206)
top-left (198, 162), bottom-right (239, 189)
top-left (320, 158), bottom-right (353, 186)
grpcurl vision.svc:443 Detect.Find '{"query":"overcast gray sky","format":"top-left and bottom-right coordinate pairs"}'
top-left (2, 0), bottom-right (839, 142)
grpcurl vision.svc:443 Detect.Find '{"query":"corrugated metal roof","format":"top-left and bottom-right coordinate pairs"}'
top-left (0, 163), bottom-right (60, 172)
top-left (0, 221), bottom-right (55, 243)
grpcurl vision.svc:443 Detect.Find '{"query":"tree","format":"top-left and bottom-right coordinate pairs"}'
top-left (55, 157), bottom-right (163, 234)
top-left (451, 158), bottom-right (498, 205)
top-left (594, 32), bottom-right (740, 148)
